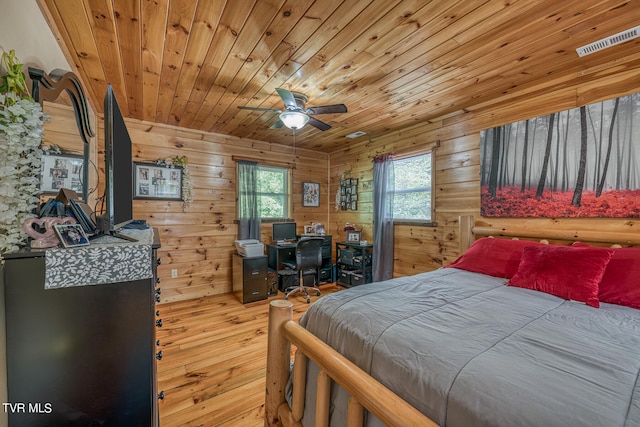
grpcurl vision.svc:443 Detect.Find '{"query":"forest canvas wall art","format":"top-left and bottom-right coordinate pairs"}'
top-left (480, 91), bottom-right (640, 218)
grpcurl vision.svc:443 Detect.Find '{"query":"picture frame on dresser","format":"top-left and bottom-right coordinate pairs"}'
top-left (54, 223), bottom-right (90, 248)
top-left (134, 162), bottom-right (182, 200)
top-left (346, 230), bottom-right (361, 243)
top-left (314, 223), bottom-right (326, 235)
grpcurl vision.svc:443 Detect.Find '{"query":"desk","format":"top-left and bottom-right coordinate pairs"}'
top-left (266, 235), bottom-right (333, 290)
top-left (267, 243), bottom-right (296, 271)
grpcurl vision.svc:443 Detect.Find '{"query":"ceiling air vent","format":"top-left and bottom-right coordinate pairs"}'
top-left (346, 131), bottom-right (366, 138)
top-left (576, 25), bottom-right (640, 57)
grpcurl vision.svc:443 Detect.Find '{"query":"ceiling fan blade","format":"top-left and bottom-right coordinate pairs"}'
top-left (308, 116), bottom-right (331, 131)
top-left (275, 88), bottom-right (299, 110)
top-left (270, 120), bottom-right (284, 129)
top-left (306, 104), bottom-right (348, 115)
top-left (237, 106), bottom-right (282, 113)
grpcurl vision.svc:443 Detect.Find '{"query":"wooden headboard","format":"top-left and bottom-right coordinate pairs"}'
top-left (459, 215), bottom-right (640, 253)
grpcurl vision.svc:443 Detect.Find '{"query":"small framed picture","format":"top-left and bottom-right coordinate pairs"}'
top-left (346, 230), bottom-right (361, 243)
top-left (54, 223), bottom-right (90, 248)
top-left (40, 153), bottom-right (84, 195)
top-left (302, 182), bottom-right (320, 207)
top-left (303, 225), bottom-right (316, 234)
top-left (134, 162), bottom-right (182, 200)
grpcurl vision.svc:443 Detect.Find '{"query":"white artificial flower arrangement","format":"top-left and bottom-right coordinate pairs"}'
top-left (0, 50), bottom-right (48, 258)
top-left (155, 155), bottom-right (193, 211)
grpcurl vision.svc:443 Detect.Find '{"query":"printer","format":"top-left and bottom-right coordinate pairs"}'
top-left (234, 239), bottom-right (265, 258)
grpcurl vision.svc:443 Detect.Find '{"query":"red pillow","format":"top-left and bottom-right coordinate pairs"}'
top-left (573, 242), bottom-right (640, 309)
top-left (508, 245), bottom-right (613, 308)
top-left (445, 237), bottom-right (544, 278)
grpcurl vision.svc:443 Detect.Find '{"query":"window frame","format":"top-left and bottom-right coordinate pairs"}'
top-left (256, 164), bottom-right (291, 221)
top-left (390, 150), bottom-right (435, 226)
top-left (237, 163), bottom-right (292, 222)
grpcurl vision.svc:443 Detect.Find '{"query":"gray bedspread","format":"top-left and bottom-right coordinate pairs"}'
top-left (296, 268), bottom-right (640, 427)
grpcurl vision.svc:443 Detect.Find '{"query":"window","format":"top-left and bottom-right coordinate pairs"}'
top-left (392, 153), bottom-right (432, 222)
top-left (256, 165), bottom-right (289, 219)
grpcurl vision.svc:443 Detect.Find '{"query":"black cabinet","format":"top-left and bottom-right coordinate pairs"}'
top-left (315, 235), bottom-right (334, 284)
top-left (267, 243), bottom-right (296, 272)
top-left (336, 241), bottom-right (373, 287)
top-left (2, 231), bottom-right (161, 427)
top-left (233, 254), bottom-right (268, 303)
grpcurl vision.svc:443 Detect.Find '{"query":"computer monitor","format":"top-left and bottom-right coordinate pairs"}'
top-left (272, 222), bottom-right (296, 242)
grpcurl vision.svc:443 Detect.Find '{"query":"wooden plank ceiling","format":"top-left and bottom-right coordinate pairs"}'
top-left (37, 0), bottom-right (640, 152)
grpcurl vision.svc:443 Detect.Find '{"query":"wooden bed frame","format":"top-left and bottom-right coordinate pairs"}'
top-left (264, 215), bottom-right (640, 427)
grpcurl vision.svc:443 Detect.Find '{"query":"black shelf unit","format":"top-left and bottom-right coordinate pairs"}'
top-left (305, 235), bottom-right (334, 284)
top-left (336, 241), bottom-right (373, 287)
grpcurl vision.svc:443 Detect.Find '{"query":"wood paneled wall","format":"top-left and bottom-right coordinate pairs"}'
top-left (104, 121), bottom-right (328, 303)
top-left (329, 63), bottom-right (640, 278)
top-left (43, 56), bottom-right (640, 300)
top-left (44, 100), bottom-right (330, 303)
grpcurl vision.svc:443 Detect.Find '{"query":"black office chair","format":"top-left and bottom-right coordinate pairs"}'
top-left (284, 237), bottom-right (325, 303)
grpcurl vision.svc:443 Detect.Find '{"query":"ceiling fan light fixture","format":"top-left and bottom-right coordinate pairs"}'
top-left (279, 111), bottom-right (309, 129)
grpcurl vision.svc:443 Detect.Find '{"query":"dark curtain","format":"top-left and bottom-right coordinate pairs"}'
top-left (372, 154), bottom-right (394, 282)
top-left (237, 160), bottom-right (261, 240)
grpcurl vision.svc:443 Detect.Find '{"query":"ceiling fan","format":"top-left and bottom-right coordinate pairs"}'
top-left (237, 88), bottom-right (347, 131)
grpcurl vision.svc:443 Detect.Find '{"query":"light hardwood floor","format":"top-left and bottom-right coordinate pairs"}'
top-left (156, 285), bottom-right (341, 427)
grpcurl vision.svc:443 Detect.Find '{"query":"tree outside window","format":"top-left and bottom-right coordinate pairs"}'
top-left (391, 153), bottom-right (432, 221)
top-left (256, 165), bottom-right (289, 219)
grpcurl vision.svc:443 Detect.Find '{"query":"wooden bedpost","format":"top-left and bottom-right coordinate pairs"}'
top-left (265, 300), bottom-right (294, 427)
top-left (459, 215), bottom-right (474, 253)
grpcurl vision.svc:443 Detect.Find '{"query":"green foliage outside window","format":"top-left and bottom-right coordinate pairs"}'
top-left (257, 166), bottom-right (289, 219)
top-left (392, 153), bottom-right (432, 220)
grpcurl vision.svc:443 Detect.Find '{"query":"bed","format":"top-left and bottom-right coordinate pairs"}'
top-left (265, 217), bottom-right (640, 427)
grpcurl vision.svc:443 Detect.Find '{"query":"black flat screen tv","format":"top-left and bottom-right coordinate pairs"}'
top-left (272, 222), bottom-right (296, 242)
top-left (97, 84), bottom-right (135, 240)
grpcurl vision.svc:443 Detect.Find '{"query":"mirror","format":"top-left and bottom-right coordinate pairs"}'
top-left (28, 67), bottom-right (95, 202)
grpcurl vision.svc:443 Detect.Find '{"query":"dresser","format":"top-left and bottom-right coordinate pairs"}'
top-left (2, 228), bottom-right (161, 426)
